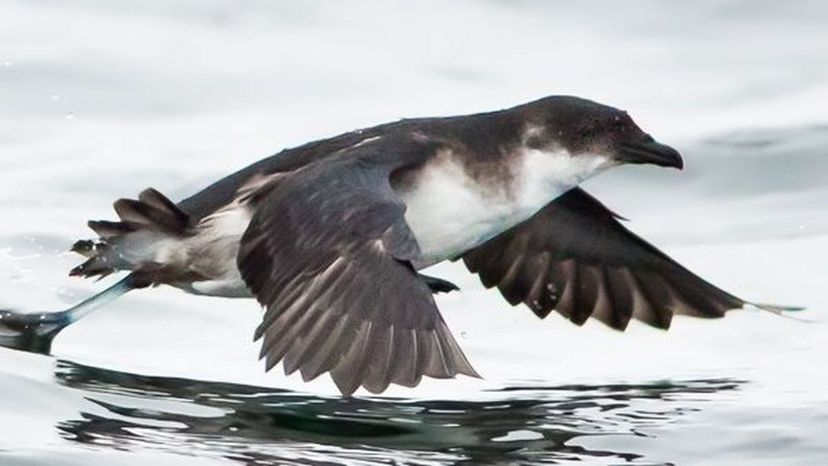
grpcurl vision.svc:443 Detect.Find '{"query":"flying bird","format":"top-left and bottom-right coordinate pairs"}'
top-left (0, 96), bottom-right (798, 395)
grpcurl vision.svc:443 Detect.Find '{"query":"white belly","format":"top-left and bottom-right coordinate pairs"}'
top-left (183, 202), bottom-right (254, 297)
top-left (398, 149), bottom-right (611, 268)
top-left (399, 173), bottom-right (527, 268)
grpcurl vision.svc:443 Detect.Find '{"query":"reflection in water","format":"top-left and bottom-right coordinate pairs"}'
top-left (54, 360), bottom-right (743, 465)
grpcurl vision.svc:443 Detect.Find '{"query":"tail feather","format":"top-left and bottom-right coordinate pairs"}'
top-left (109, 187), bottom-right (188, 236)
top-left (113, 193), bottom-right (187, 234)
top-left (71, 188), bottom-right (189, 280)
top-left (138, 188), bottom-right (189, 229)
top-left (88, 220), bottom-right (137, 239)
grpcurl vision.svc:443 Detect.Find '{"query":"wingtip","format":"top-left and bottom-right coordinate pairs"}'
top-left (461, 366), bottom-right (484, 380)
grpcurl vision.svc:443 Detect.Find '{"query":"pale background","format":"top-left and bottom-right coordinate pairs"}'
top-left (1, 1), bottom-right (826, 464)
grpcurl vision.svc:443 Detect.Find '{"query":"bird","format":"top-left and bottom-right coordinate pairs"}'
top-left (0, 95), bottom-right (799, 395)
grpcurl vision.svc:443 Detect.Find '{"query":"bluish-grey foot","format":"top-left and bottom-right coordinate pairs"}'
top-left (0, 309), bottom-right (71, 355)
top-left (419, 274), bottom-right (460, 294)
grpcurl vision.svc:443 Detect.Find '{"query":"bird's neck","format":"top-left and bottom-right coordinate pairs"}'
top-left (512, 146), bottom-right (612, 215)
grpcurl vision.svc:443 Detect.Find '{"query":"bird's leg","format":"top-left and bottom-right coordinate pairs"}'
top-left (0, 274), bottom-right (137, 354)
top-left (419, 273), bottom-right (460, 294)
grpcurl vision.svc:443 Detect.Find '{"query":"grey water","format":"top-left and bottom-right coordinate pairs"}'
top-left (1, 0), bottom-right (827, 465)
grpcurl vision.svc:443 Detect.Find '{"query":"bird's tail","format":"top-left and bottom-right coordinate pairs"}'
top-left (70, 188), bottom-right (190, 279)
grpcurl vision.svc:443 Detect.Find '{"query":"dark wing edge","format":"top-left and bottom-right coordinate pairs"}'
top-left (238, 150), bottom-right (478, 396)
top-left (462, 187), bottom-right (776, 331)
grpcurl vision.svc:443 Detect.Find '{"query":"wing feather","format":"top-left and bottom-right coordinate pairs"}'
top-left (462, 188), bottom-right (750, 331)
top-left (238, 136), bottom-right (478, 395)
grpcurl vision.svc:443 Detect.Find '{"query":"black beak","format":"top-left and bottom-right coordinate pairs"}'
top-left (619, 138), bottom-right (683, 169)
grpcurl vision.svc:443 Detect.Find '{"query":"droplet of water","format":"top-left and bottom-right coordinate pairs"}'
top-left (57, 287), bottom-right (76, 301)
top-left (65, 113), bottom-right (75, 120)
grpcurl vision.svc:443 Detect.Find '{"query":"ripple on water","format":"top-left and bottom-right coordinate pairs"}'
top-left (43, 359), bottom-right (745, 465)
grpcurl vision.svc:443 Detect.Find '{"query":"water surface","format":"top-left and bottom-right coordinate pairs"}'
top-left (1, 0), bottom-right (827, 464)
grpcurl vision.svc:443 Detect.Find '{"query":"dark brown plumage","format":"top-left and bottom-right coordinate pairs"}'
top-left (237, 136), bottom-right (478, 394)
top-left (461, 188), bottom-right (744, 331)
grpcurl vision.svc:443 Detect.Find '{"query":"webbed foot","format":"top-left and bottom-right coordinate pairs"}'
top-left (0, 309), bottom-right (71, 354)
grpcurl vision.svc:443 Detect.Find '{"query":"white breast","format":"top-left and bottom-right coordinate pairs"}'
top-left (398, 148), bottom-right (611, 268)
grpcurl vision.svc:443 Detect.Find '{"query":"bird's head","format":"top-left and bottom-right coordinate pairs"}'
top-left (521, 95), bottom-right (683, 170)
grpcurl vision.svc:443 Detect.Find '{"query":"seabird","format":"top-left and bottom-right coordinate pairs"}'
top-left (0, 96), bottom-right (799, 395)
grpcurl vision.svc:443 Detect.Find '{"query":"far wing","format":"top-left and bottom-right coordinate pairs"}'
top-left (462, 187), bottom-right (751, 330)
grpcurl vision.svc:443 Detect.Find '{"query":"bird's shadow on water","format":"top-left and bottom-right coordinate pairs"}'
top-left (52, 359), bottom-right (744, 465)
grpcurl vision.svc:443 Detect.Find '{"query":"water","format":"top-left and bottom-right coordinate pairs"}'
top-left (1, 0), bottom-right (827, 464)
top-left (0, 358), bottom-right (751, 465)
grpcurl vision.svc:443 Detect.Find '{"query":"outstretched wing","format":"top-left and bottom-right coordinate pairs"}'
top-left (462, 187), bottom-right (750, 330)
top-left (238, 139), bottom-right (478, 396)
